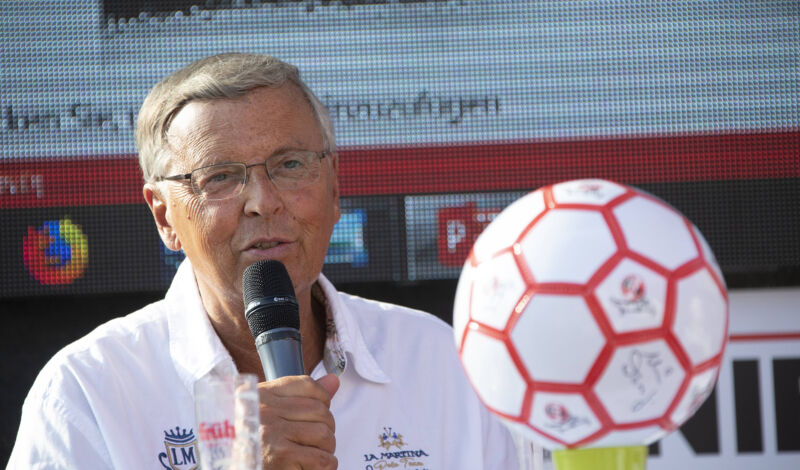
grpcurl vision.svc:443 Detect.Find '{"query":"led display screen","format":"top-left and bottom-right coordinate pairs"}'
top-left (1, 0), bottom-right (798, 297)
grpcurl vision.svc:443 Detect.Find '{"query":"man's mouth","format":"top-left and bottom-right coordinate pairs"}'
top-left (251, 241), bottom-right (281, 250)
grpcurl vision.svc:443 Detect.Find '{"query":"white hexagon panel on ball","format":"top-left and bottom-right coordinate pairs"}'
top-left (469, 252), bottom-right (527, 331)
top-left (460, 329), bottom-right (527, 418)
top-left (529, 391), bottom-right (602, 446)
top-left (613, 196), bottom-right (698, 271)
top-left (691, 224), bottom-right (726, 290)
top-left (520, 209), bottom-right (618, 284)
top-left (552, 179), bottom-right (628, 206)
top-left (594, 340), bottom-right (686, 424)
top-left (471, 190), bottom-right (546, 262)
top-left (670, 367), bottom-right (719, 427)
top-left (594, 258), bottom-right (668, 334)
top-left (673, 268), bottom-right (728, 366)
top-left (512, 294), bottom-right (606, 384)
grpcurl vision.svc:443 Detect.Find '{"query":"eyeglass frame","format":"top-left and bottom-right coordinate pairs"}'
top-left (155, 150), bottom-right (331, 201)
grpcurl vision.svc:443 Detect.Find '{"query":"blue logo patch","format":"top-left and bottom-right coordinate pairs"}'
top-left (158, 426), bottom-right (198, 470)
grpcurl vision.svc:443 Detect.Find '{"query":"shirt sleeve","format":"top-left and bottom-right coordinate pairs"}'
top-left (7, 375), bottom-right (114, 469)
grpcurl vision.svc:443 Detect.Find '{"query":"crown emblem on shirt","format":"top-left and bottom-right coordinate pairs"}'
top-left (159, 426), bottom-right (198, 470)
top-left (378, 427), bottom-right (407, 450)
top-left (364, 426), bottom-right (429, 465)
top-left (164, 426), bottom-right (196, 444)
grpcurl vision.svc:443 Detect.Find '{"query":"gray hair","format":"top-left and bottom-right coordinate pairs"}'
top-left (136, 53), bottom-right (335, 183)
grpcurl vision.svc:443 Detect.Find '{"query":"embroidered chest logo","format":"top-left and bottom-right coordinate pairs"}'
top-left (379, 427), bottom-right (406, 450)
top-left (363, 427), bottom-right (430, 469)
top-left (158, 426), bottom-right (198, 470)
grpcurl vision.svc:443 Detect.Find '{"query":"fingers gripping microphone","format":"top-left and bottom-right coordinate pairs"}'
top-left (242, 260), bottom-right (305, 381)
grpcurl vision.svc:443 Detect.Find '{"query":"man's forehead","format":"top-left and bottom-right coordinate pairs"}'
top-left (166, 99), bottom-right (228, 152)
top-left (165, 92), bottom-right (318, 168)
top-left (169, 83), bottom-right (305, 126)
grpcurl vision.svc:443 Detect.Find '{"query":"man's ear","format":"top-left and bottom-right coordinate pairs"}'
top-left (143, 183), bottom-right (181, 252)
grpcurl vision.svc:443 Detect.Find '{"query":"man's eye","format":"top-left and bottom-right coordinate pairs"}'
top-left (209, 172), bottom-right (229, 182)
top-left (282, 159), bottom-right (302, 169)
top-left (271, 153), bottom-right (308, 172)
top-left (198, 169), bottom-right (237, 187)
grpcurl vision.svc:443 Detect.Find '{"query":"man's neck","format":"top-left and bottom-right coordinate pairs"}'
top-left (198, 280), bottom-right (326, 380)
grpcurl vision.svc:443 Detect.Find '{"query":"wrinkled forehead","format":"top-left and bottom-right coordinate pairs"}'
top-left (164, 84), bottom-right (321, 170)
top-left (165, 100), bottom-right (229, 167)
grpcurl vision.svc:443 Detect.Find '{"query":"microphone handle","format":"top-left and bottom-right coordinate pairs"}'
top-left (254, 327), bottom-right (305, 381)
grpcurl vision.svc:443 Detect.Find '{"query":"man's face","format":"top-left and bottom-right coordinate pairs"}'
top-left (147, 84), bottom-right (340, 308)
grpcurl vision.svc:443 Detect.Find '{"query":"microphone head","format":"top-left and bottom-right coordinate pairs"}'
top-left (242, 260), bottom-right (300, 338)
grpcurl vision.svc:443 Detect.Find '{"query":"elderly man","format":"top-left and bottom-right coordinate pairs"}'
top-left (9, 53), bottom-right (518, 469)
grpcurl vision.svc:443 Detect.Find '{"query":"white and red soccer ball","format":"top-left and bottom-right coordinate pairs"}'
top-left (453, 179), bottom-right (728, 449)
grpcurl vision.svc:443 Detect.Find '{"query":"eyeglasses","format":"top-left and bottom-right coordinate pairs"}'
top-left (157, 150), bottom-right (328, 201)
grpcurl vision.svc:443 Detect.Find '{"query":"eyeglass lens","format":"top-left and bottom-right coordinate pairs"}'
top-left (190, 151), bottom-right (322, 200)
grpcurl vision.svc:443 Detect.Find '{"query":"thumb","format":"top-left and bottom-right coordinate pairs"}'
top-left (317, 373), bottom-right (340, 399)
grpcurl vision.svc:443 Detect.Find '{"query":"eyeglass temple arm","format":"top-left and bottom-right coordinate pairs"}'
top-left (157, 173), bottom-right (192, 182)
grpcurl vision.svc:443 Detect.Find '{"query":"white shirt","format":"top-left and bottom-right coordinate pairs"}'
top-left (9, 260), bottom-right (518, 469)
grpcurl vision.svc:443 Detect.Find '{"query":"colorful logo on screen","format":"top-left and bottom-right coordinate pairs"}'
top-left (22, 218), bottom-right (88, 285)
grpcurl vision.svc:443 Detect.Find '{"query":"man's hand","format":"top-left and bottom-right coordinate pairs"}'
top-left (258, 373), bottom-right (340, 469)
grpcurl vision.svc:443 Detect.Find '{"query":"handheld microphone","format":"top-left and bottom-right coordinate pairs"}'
top-left (242, 260), bottom-right (305, 381)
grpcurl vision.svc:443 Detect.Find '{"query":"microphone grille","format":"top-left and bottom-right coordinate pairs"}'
top-left (242, 259), bottom-right (296, 305)
top-left (242, 260), bottom-right (300, 336)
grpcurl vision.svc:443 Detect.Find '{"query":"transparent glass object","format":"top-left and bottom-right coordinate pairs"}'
top-left (195, 373), bottom-right (262, 470)
top-left (514, 432), bottom-right (553, 470)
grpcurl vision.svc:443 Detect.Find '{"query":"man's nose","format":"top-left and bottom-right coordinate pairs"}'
top-left (242, 165), bottom-right (284, 216)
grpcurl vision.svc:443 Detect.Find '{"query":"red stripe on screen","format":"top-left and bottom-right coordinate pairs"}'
top-left (1, 131), bottom-right (797, 209)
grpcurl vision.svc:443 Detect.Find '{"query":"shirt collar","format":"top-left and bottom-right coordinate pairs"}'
top-left (165, 259), bottom-right (390, 392)
top-left (315, 274), bottom-right (390, 384)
